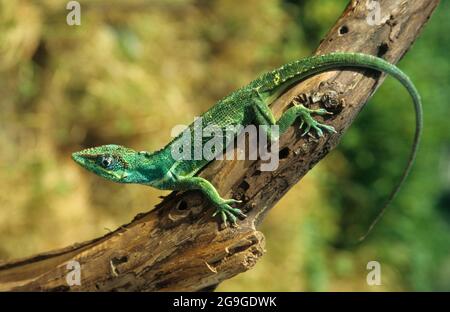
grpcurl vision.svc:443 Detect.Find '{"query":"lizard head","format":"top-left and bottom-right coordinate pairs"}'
top-left (72, 144), bottom-right (155, 184)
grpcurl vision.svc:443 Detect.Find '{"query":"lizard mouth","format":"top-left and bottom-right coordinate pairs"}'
top-left (71, 151), bottom-right (101, 173)
top-left (71, 152), bottom-right (89, 167)
top-left (72, 151), bottom-right (100, 168)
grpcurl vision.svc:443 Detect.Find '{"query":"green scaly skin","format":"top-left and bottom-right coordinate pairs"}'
top-left (72, 52), bottom-right (423, 229)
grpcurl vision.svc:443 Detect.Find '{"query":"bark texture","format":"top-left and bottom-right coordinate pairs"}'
top-left (0, 0), bottom-right (440, 291)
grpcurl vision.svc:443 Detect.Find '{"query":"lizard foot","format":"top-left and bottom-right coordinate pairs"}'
top-left (294, 103), bottom-right (337, 137)
top-left (212, 199), bottom-right (246, 227)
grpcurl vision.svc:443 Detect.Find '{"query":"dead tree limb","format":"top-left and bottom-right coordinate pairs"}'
top-left (0, 0), bottom-right (439, 291)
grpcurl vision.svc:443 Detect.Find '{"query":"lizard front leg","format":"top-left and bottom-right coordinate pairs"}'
top-left (174, 176), bottom-right (246, 227)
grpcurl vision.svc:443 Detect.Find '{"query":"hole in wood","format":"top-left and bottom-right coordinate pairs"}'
top-left (279, 147), bottom-right (290, 159)
top-left (177, 200), bottom-right (188, 211)
top-left (111, 255), bottom-right (128, 266)
top-left (239, 180), bottom-right (250, 191)
top-left (339, 25), bottom-right (349, 35)
top-left (377, 42), bottom-right (389, 57)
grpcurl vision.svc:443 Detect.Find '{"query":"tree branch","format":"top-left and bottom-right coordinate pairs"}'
top-left (0, 0), bottom-right (439, 291)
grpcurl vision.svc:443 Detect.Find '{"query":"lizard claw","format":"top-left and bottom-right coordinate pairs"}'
top-left (301, 124), bottom-right (311, 136)
top-left (223, 199), bottom-right (242, 204)
top-left (213, 199), bottom-right (246, 227)
top-left (320, 124), bottom-right (337, 134)
top-left (312, 125), bottom-right (324, 137)
top-left (297, 104), bottom-right (336, 137)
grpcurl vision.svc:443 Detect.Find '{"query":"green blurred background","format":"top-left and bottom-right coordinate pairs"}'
top-left (0, 0), bottom-right (449, 291)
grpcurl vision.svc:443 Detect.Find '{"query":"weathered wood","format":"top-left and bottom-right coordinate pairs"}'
top-left (0, 0), bottom-right (439, 291)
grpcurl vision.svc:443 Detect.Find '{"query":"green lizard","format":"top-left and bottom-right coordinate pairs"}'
top-left (72, 52), bottom-right (422, 230)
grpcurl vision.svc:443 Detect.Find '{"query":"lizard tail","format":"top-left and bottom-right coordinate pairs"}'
top-left (321, 53), bottom-right (423, 242)
top-left (265, 52), bottom-right (423, 241)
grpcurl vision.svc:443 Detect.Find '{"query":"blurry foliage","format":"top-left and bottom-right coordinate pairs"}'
top-left (0, 0), bottom-right (448, 291)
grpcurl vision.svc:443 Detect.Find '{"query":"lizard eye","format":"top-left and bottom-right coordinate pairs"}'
top-left (99, 155), bottom-right (114, 169)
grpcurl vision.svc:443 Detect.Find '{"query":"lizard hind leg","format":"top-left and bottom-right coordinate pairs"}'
top-left (252, 96), bottom-right (337, 138)
top-left (293, 102), bottom-right (337, 137)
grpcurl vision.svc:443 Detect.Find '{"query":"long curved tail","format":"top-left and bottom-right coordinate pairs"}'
top-left (265, 52), bottom-right (423, 240)
top-left (322, 53), bottom-right (423, 241)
